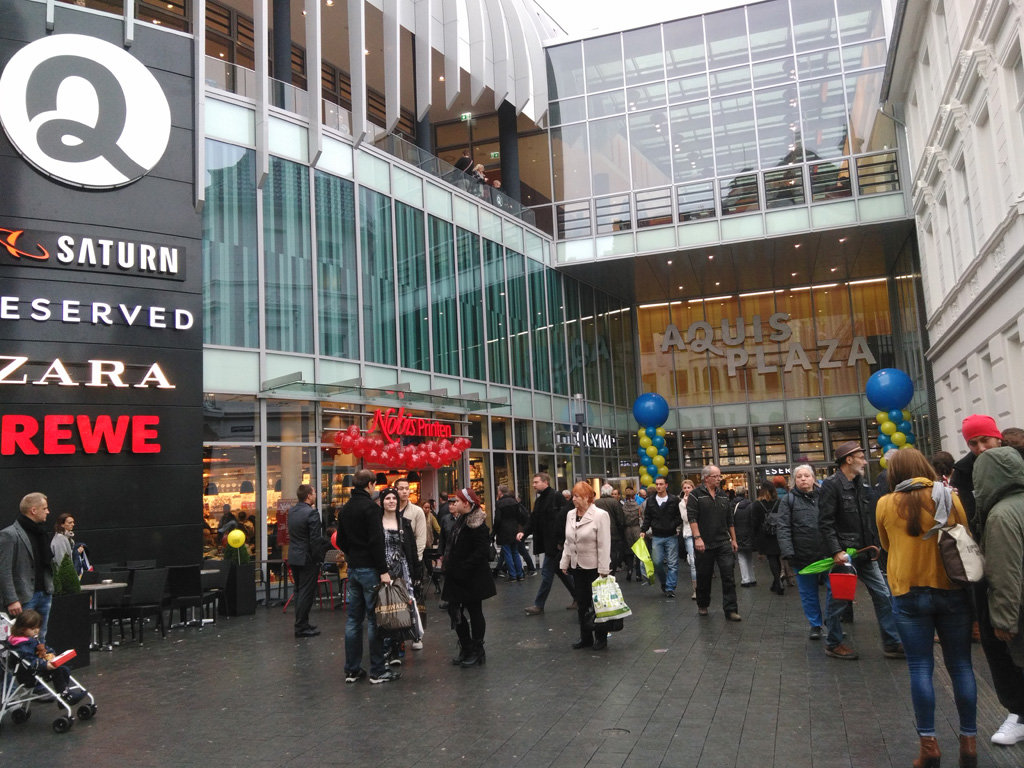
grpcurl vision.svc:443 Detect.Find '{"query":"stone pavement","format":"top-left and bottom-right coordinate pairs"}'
top-left (3, 557), bottom-right (1023, 768)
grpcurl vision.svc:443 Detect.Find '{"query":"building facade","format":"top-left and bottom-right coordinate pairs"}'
top-left (884, 0), bottom-right (1024, 451)
top-left (0, 0), bottom-right (934, 567)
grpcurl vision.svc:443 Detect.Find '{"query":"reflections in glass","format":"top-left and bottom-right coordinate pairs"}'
top-left (360, 188), bottom-right (396, 365)
top-left (315, 172), bottom-right (358, 360)
top-left (623, 25), bottom-right (665, 85)
top-left (584, 34), bottom-right (625, 93)
top-left (547, 43), bottom-right (585, 100)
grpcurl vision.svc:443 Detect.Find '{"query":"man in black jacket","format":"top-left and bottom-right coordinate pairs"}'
top-left (687, 467), bottom-right (739, 618)
top-left (642, 476), bottom-right (682, 598)
top-left (817, 441), bottom-right (901, 660)
top-left (337, 469), bottom-right (398, 684)
top-left (518, 473), bottom-right (574, 614)
top-left (287, 484), bottom-right (322, 638)
top-left (596, 484), bottom-right (627, 574)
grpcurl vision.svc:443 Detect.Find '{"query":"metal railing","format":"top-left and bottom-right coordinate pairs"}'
top-left (557, 150), bottom-right (903, 240)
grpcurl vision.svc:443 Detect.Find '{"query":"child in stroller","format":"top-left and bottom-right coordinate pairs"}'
top-left (2, 610), bottom-right (95, 733)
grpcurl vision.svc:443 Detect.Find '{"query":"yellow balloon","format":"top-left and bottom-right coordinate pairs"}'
top-left (646, 446), bottom-right (659, 458)
top-left (655, 427), bottom-right (666, 437)
top-left (652, 455), bottom-right (666, 467)
top-left (879, 456), bottom-right (888, 469)
top-left (226, 529), bottom-right (246, 548)
top-left (641, 473), bottom-right (654, 487)
top-left (637, 428), bottom-right (647, 440)
top-left (880, 421), bottom-right (897, 436)
top-left (902, 409), bottom-right (912, 422)
top-left (890, 431), bottom-right (907, 446)
top-left (657, 465), bottom-right (670, 476)
top-left (875, 412), bottom-right (889, 425)
top-left (900, 442), bottom-right (914, 450)
top-left (639, 436), bottom-right (653, 448)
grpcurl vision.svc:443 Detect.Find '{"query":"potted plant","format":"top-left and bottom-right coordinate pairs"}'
top-left (223, 533), bottom-right (256, 616)
top-left (46, 554), bottom-right (91, 669)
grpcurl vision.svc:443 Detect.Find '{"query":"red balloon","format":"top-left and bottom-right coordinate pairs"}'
top-left (424, 441), bottom-right (436, 453)
top-left (427, 451), bottom-right (439, 465)
top-left (438, 449), bottom-right (451, 463)
top-left (367, 448), bottom-right (380, 462)
top-left (439, 439), bottom-right (451, 450)
top-left (347, 425), bottom-right (360, 437)
top-left (333, 431), bottom-right (343, 445)
top-left (340, 436), bottom-right (354, 453)
top-left (331, 531), bottom-right (338, 548)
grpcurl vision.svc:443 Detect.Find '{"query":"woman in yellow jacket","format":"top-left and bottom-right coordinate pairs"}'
top-left (561, 481), bottom-right (611, 650)
top-left (877, 447), bottom-right (977, 768)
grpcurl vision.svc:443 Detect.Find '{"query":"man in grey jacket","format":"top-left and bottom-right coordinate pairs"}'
top-left (287, 484), bottom-right (323, 638)
top-left (0, 492), bottom-right (54, 641)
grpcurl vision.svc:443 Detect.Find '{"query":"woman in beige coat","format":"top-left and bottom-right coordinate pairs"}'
top-left (561, 481), bottom-right (612, 650)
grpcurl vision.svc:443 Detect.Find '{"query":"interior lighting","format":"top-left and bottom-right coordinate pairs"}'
top-left (439, 75), bottom-right (445, 82)
top-left (708, 254), bottom-right (714, 260)
top-left (839, 237), bottom-right (847, 243)
top-left (793, 243), bottom-right (801, 248)
top-left (666, 260), bottom-right (672, 265)
top-left (326, 0), bottom-right (334, 5)
top-left (791, 272), bottom-right (797, 276)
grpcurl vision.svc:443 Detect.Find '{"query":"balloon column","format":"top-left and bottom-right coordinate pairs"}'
top-left (633, 393), bottom-right (670, 488)
top-left (333, 424), bottom-right (471, 470)
top-left (865, 368), bottom-right (916, 469)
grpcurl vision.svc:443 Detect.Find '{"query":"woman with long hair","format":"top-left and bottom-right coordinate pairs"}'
top-left (379, 488), bottom-right (420, 666)
top-left (51, 513), bottom-right (89, 576)
top-left (877, 447), bottom-right (976, 768)
top-left (561, 482), bottom-right (612, 650)
top-left (678, 479), bottom-right (698, 597)
top-left (753, 481), bottom-right (784, 595)
top-left (442, 487), bottom-right (496, 667)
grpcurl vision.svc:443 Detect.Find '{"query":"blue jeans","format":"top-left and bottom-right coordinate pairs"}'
top-left (344, 568), bottom-right (385, 677)
top-left (24, 591), bottom-right (52, 644)
top-left (795, 572), bottom-right (826, 628)
top-left (892, 588), bottom-right (977, 737)
top-left (651, 535), bottom-right (679, 591)
top-left (501, 544), bottom-right (524, 579)
top-left (825, 558), bottom-right (900, 649)
top-left (533, 553), bottom-right (574, 609)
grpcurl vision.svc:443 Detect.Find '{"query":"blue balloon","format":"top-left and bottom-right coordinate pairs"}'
top-left (633, 393), bottom-right (670, 428)
top-left (645, 427), bottom-right (657, 439)
top-left (897, 420), bottom-right (913, 434)
top-left (652, 436), bottom-right (665, 449)
top-left (877, 433), bottom-right (891, 447)
top-left (888, 409), bottom-right (904, 424)
top-left (637, 447), bottom-right (648, 459)
top-left (865, 369), bottom-right (914, 412)
top-left (659, 446), bottom-right (669, 457)
top-left (905, 432), bottom-right (916, 445)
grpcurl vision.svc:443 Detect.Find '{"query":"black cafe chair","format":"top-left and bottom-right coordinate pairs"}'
top-left (108, 567), bottom-right (167, 645)
top-left (166, 565), bottom-right (207, 628)
top-left (201, 560), bottom-right (231, 620)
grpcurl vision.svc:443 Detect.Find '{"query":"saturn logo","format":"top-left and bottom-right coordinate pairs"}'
top-left (0, 34), bottom-right (171, 189)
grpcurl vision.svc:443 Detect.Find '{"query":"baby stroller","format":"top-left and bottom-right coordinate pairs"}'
top-left (0, 613), bottom-right (96, 734)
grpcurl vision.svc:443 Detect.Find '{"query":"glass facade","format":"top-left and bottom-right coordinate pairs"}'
top-left (544, 0), bottom-right (898, 238)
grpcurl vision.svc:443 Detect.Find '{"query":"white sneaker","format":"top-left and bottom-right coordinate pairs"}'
top-left (991, 713), bottom-right (1024, 745)
top-left (411, 640), bottom-right (424, 650)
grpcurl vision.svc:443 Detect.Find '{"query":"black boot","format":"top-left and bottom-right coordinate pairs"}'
top-left (461, 640), bottom-right (485, 667)
top-left (452, 623), bottom-right (471, 665)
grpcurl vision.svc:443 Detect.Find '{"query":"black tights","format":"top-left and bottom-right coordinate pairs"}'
top-left (766, 554), bottom-right (782, 590)
top-left (448, 600), bottom-right (485, 642)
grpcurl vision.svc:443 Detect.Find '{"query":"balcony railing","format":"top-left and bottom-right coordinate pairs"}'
top-left (556, 151), bottom-right (903, 239)
top-left (373, 134), bottom-right (537, 228)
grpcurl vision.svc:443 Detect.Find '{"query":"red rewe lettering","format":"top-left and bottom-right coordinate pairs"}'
top-left (0, 414), bottom-right (161, 455)
top-left (1, 414), bottom-right (39, 455)
top-left (77, 414), bottom-right (130, 453)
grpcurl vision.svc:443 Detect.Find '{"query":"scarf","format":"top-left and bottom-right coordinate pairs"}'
top-left (893, 478), bottom-right (953, 538)
top-left (17, 515), bottom-right (50, 591)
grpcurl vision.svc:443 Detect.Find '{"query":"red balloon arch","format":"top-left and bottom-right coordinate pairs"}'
top-left (333, 424), bottom-right (470, 470)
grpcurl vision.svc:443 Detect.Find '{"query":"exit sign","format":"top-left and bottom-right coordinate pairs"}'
top-left (490, 151), bottom-right (500, 159)
top-left (460, 112), bottom-right (472, 121)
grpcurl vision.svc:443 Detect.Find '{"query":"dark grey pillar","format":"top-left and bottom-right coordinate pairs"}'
top-left (272, 0), bottom-right (291, 83)
top-left (412, 35), bottom-right (432, 153)
top-left (498, 100), bottom-right (520, 202)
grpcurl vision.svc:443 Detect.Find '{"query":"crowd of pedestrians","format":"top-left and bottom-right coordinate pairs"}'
top-left (286, 419), bottom-right (1024, 766)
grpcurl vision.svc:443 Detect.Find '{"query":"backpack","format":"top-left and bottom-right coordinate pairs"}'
top-left (760, 500), bottom-right (781, 537)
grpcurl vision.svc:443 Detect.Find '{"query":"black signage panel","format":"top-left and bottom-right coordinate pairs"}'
top-left (0, 1), bottom-right (203, 566)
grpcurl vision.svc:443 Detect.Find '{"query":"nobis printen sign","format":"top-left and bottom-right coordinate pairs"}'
top-left (656, 312), bottom-right (877, 377)
top-left (0, 4), bottom-right (203, 566)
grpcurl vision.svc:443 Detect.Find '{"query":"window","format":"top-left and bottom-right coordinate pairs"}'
top-left (360, 188), bottom-right (396, 365)
top-left (263, 157), bottom-right (312, 354)
top-left (429, 218), bottom-right (459, 377)
top-left (396, 203), bottom-right (428, 371)
top-left (315, 172), bottom-right (358, 360)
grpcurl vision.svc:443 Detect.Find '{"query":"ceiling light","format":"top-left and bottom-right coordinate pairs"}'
top-left (326, 0), bottom-right (334, 4)
top-left (302, 9), bottom-right (307, 14)
top-left (667, 260), bottom-right (672, 265)
top-left (794, 243), bottom-right (801, 249)
top-left (839, 237), bottom-right (847, 243)
top-left (364, 49), bottom-right (369, 55)
top-left (715, 282), bottom-right (720, 286)
top-left (678, 285), bottom-right (683, 290)
top-left (439, 75), bottom-right (445, 82)
top-left (708, 254), bottom-right (714, 260)
top-left (830, 267), bottom-right (837, 272)
top-left (791, 272), bottom-right (797, 276)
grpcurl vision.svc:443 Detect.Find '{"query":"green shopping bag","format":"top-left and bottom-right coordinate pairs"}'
top-left (591, 576), bottom-right (632, 621)
top-left (631, 537), bottom-right (655, 584)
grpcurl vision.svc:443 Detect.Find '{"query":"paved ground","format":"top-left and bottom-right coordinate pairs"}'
top-left (3, 557), bottom-right (1023, 768)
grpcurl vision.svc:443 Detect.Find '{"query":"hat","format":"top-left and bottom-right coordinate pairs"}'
top-left (834, 441), bottom-right (865, 462)
top-left (962, 414), bottom-right (1002, 443)
top-left (379, 487), bottom-right (400, 505)
top-left (453, 487), bottom-right (481, 507)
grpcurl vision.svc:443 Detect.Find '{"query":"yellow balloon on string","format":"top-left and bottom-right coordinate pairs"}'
top-left (880, 420), bottom-right (897, 436)
top-left (657, 465), bottom-right (670, 476)
top-left (640, 436), bottom-right (652, 448)
top-left (226, 529), bottom-right (245, 548)
top-left (890, 431), bottom-right (907, 446)
top-left (655, 427), bottom-right (666, 437)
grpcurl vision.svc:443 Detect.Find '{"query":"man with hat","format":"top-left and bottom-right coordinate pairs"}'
top-left (951, 415), bottom-right (1024, 747)
top-left (817, 441), bottom-right (902, 660)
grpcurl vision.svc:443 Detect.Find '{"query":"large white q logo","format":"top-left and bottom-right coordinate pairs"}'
top-left (0, 34), bottom-right (172, 189)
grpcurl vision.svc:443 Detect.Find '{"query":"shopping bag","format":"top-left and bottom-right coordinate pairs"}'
top-left (591, 575), bottom-right (632, 622)
top-left (410, 593), bottom-right (425, 638)
top-left (631, 537), bottom-right (655, 584)
top-left (373, 581), bottom-right (414, 632)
